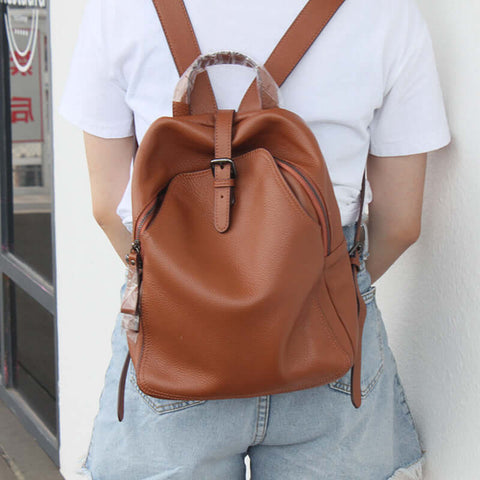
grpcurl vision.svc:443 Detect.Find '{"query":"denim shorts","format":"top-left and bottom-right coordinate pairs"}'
top-left (78, 221), bottom-right (426, 480)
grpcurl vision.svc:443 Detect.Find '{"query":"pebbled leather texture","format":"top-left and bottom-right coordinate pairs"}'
top-left (132, 148), bottom-right (356, 397)
top-left (126, 116), bottom-right (364, 397)
top-left (118, 0), bottom-right (368, 421)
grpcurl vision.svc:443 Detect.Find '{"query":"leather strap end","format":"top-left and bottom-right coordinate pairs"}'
top-left (349, 253), bottom-right (361, 270)
top-left (213, 109), bottom-right (235, 233)
top-left (351, 348), bottom-right (362, 408)
top-left (350, 262), bottom-right (367, 409)
top-left (214, 163), bottom-right (233, 233)
top-left (117, 351), bottom-right (131, 422)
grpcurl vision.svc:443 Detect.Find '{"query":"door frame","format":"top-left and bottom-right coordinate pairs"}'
top-left (0, 3), bottom-right (59, 466)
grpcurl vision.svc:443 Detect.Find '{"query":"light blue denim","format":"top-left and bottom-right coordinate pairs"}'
top-left (79, 221), bottom-right (426, 479)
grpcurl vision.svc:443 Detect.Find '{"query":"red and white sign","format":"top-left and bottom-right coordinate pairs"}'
top-left (9, 34), bottom-right (44, 143)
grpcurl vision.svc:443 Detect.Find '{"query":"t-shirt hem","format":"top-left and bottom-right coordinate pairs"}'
top-left (58, 104), bottom-right (135, 139)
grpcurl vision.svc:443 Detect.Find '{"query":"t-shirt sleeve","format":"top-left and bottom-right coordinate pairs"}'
top-left (58, 0), bottom-right (134, 138)
top-left (369, 0), bottom-right (451, 157)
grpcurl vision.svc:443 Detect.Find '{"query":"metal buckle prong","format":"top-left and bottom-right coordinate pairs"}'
top-left (210, 158), bottom-right (237, 178)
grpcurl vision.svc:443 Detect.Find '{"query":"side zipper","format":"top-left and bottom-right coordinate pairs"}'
top-left (130, 187), bottom-right (168, 265)
top-left (118, 191), bottom-right (164, 422)
top-left (275, 157), bottom-right (331, 256)
top-left (135, 196), bottom-right (160, 241)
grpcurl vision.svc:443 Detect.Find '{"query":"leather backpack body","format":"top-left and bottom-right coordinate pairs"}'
top-left (117, 0), bottom-right (368, 422)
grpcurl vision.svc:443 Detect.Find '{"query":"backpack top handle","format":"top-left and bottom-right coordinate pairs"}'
top-left (172, 51), bottom-right (281, 116)
top-left (151, 0), bottom-right (346, 115)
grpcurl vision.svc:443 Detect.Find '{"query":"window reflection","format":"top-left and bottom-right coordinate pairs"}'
top-left (6, 6), bottom-right (53, 282)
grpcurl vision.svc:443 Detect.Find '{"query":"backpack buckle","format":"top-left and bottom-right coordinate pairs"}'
top-left (210, 158), bottom-right (237, 178)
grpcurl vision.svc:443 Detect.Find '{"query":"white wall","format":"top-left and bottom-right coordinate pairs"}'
top-left (50, 0), bottom-right (478, 479)
top-left (50, 1), bottom-right (125, 479)
top-left (375, 1), bottom-right (480, 479)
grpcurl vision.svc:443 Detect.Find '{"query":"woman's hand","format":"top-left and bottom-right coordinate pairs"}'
top-left (365, 152), bottom-right (428, 284)
top-left (83, 131), bottom-right (137, 264)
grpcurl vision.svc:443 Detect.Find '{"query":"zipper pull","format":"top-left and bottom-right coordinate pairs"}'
top-left (132, 239), bottom-right (140, 253)
top-left (125, 240), bottom-right (142, 268)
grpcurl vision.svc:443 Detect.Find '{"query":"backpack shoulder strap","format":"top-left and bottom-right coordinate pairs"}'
top-left (151, 0), bottom-right (345, 114)
top-left (151, 0), bottom-right (365, 241)
top-left (238, 0), bottom-right (345, 112)
top-left (151, 0), bottom-right (218, 115)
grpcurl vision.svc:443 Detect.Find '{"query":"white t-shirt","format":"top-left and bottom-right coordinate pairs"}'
top-left (59, 0), bottom-right (450, 232)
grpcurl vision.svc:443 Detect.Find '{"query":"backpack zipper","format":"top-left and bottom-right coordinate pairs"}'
top-left (275, 157), bottom-right (331, 256)
top-left (129, 191), bottom-right (165, 266)
top-left (135, 198), bottom-right (159, 241)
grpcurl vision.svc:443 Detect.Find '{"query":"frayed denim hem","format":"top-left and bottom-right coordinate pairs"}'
top-left (388, 454), bottom-right (425, 480)
top-left (75, 454), bottom-right (93, 479)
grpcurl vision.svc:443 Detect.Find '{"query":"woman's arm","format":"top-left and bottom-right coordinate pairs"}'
top-left (83, 131), bottom-right (136, 263)
top-left (365, 152), bottom-right (427, 284)
top-left (82, 130), bottom-right (428, 278)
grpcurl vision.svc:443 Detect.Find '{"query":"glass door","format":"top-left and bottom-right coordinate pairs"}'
top-left (0, 0), bottom-right (58, 465)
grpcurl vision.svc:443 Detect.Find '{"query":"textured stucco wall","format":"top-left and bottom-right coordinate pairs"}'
top-left (374, 1), bottom-right (480, 478)
top-left (50, 0), bottom-right (477, 478)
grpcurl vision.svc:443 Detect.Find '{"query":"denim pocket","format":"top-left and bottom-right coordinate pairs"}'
top-left (327, 285), bottom-right (384, 398)
top-left (128, 362), bottom-right (207, 415)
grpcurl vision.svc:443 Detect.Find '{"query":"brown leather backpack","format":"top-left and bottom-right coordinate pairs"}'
top-left (117, 0), bottom-right (367, 422)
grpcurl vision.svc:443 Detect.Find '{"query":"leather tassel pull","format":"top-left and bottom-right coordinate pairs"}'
top-left (117, 351), bottom-right (131, 421)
